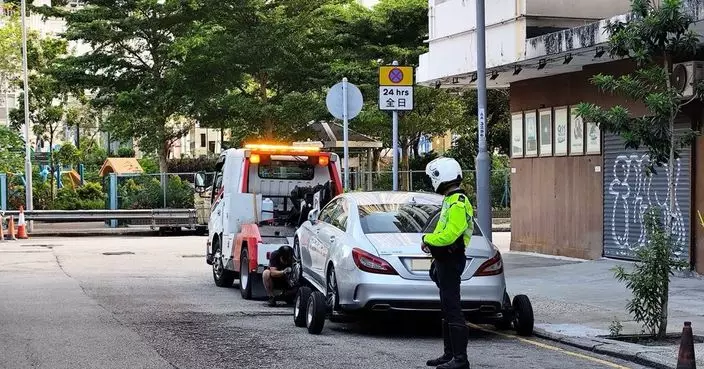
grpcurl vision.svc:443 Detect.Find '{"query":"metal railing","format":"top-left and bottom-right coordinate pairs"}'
top-left (0, 209), bottom-right (198, 229)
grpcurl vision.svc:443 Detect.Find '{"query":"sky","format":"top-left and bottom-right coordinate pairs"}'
top-left (359, 0), bottom-right (379, 7)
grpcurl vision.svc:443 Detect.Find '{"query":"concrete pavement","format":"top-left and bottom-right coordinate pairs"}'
top-left (0, 234), bottom-right (647, 369)
top-left (493, 235), bottom-right (704, 369)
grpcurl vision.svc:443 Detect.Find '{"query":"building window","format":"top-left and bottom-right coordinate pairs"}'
top-left (200, 133), bottom-right (206, 148)
top-left (208, 141), bottom-right (215, 153)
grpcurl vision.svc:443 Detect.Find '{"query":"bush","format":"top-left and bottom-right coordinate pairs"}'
top-left (53, 182), bottom-right (107, 210)
top-left (119, 174), bottom-right (194, 209)
top-left (613, 208), bottom-right (687, 338)
top-left (117, 146), bottom-right (135, 157)
top-left (138, 157), bottom-right (159, 173)
top-left (167, 157), bottom-right (218, 173)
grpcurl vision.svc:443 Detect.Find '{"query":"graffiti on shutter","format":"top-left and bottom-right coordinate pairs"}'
top-left (602, 132), bottom-right (691, 260)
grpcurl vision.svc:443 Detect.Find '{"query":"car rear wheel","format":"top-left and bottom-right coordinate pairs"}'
top-left (512, 294), bottom-right (534, 336)
top-left (294, 287), bottom-right (312, 327)
top-left (306, 291), bottom-right (326, 334)
top-left (240, 248), bottom-right (252, 299)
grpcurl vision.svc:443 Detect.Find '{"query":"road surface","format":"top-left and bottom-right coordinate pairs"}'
top-left (0, 235), bottom-right (649, 369)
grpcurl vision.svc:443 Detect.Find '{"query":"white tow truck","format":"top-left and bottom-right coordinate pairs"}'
top-left (195, 144), bottom-right (343, 300)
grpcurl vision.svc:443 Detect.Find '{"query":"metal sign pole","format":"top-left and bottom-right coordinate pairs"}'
top-left (20, 0), bottom-right (34, 231)
top-left (342, 77), bottom-right (349, 191)
top-left (392, 111), bottom-right (399, 191)
top-left (391, 60), bottom-right (399, 192)
top-left (476, 0), bottom-right (492, 241)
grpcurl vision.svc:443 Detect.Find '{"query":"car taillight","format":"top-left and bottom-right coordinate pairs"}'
top-left (473, 251), bottom-right (503, 276)
top-left (352, 248), bottom-right (397, 275)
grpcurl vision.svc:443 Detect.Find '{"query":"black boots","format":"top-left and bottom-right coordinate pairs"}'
top-left (426, 320), bottom-right (453, 366)
top-left (436, 323), bottom-right (470, 369)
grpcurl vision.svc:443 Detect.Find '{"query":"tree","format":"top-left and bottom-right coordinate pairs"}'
top-left (0, 125), bottom-right (24, 174)
top-left (447, 89), bottom-right (511, 170)
top-left (10, 35), bottom-right (70, 198)
top-left (176, 0), bottom-right (349, 145)
top-left (37, 0), bottom-right (199, 172)
top-left (575, 0), bottom-right (700, 339)
top-left (0, 5), bottom-right (22, 123)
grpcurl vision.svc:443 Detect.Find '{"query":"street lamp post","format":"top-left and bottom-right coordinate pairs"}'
top-left (475, 0), bottom-right (492, 241)
top-left (20, 0), bottom-right (33, 222)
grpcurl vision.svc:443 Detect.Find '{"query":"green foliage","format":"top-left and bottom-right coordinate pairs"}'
top-left (0, 125), bottom-right (24, 174)
top-left (37, 0), bottom-right (199, 172)
top-left (613, 208), bottom-right (687, 338)
top-left (574, 0), bottom-right (700, 174)
top-left (447, 89), bottom-right (511, 170)
top-left (609, 319), bottom-right (624, 337)
top-left (53, 181), bottom-right (106, 210)
top-left (574, 0), bottom-right (701, 339)
top-left (167, 157), bottom-right (218, 173)
top-left (119, 175), bottom-right (194, 209)
top-left (0, 6), bottom-right (22, 100)
top-left (55, 143), bottom-right (80, 167)
top-left (138, 157), bottom-right (160, 174)
top-left (116, 147), bottom-right (135, 158)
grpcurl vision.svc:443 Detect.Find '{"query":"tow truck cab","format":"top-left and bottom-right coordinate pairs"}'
top-left (200, 144), bottom-right (343, 299)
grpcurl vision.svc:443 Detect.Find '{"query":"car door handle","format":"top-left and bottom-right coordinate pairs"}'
top-left (329, 235), bottom-right (335, 244)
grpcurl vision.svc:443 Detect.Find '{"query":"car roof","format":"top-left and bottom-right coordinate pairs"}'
top-left (342, 191), bottom-right (444, 206)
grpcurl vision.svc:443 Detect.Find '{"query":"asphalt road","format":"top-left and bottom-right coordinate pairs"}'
top-left (0, 235), bottom-right (651, 369)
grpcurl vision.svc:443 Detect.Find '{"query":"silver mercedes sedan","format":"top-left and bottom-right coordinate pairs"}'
top-left (293, 191), bottom-right (507, 319)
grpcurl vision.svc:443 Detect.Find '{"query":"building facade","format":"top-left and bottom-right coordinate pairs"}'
top-left (417, 0), bottom-right (704, 274)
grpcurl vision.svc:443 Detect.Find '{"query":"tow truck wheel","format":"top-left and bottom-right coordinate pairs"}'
top-left (294, 287), bottom-right (312, 328)
top-left (512, 294), bottom-right (534, 336)
top-left (213, 246), bottom-right (235, 288)
top-left (306, 291), bottom-right (326, 335)
top-left (240, 248), bottom-right (253, 300)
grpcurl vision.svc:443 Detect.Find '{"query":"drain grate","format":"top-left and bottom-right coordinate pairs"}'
top-left (102, 251), bottom-right (135, 256)
top-left (181, 254), bottom-right (205, 258)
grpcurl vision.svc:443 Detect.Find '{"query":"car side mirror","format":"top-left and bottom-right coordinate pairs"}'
top-left (195, 171), bottom-right (207, 193)
top-left (308, 209), bottom-right (319, 224)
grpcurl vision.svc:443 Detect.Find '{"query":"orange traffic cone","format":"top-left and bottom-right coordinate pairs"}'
top-left (677, 321), bottom-right (696, 369)
top-left (7, 216), bottom-right (17, 241)
top-left (16, 206), bottom-right (28, 240)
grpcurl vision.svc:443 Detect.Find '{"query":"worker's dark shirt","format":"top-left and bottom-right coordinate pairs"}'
top-left (268, 250), bottom-right (292, 270)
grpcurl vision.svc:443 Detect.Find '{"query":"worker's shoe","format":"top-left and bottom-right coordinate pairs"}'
top-left (437, 324), bottom-right (470, 369)
top-left (267, 296), bottom-right (277, 307)
top-left (427, 319), bottom-right (453, 366)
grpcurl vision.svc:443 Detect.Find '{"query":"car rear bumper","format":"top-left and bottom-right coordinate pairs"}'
top-left (339, 274), bottom-right (505, 314)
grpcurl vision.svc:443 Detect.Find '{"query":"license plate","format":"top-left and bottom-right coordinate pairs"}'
top-left (410, 258), bottom-right (432, 271)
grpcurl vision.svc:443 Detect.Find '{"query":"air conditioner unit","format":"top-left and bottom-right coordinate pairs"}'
top-left (671, 61), bottom-right (704, 98)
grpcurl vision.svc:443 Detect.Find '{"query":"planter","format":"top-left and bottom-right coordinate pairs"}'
top-left (600, 333), bottom-right (704, 346)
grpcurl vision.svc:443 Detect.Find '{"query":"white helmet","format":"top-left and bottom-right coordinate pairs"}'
top-left (425, 157), bottom-right (463, 194)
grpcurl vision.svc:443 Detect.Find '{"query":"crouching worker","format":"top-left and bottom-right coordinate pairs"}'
top-left (263, 245), bottom-right (294, 307)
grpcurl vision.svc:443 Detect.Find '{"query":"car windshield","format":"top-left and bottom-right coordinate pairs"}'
top-left (358, 203), bottom-right (441, 234)
top-left (358, 203), bottom-right (483, 235)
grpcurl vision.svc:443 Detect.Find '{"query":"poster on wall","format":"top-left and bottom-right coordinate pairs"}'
top-left (539, 109), bottom-right (552, 156)
top-left (554, 107), bottom-right (568, 156)
top-left (586, 122), bottom-right (601, 154)
top-left (569, 107), bottom-right (584, 155)
top-left (511, 112), bottom-right (523, 158)
top-left (524, 111), bottom-right (538, 157)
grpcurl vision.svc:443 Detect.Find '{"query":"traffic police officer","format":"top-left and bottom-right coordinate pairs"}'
top-left (421, 157), bottom-right (472, 369)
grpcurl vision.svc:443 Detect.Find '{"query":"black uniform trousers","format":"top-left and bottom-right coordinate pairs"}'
top-left (430, 251), bottom-right (466, 326)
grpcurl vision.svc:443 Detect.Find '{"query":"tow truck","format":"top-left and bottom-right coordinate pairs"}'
top-left (195, 144), bottom-right (343, 300)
